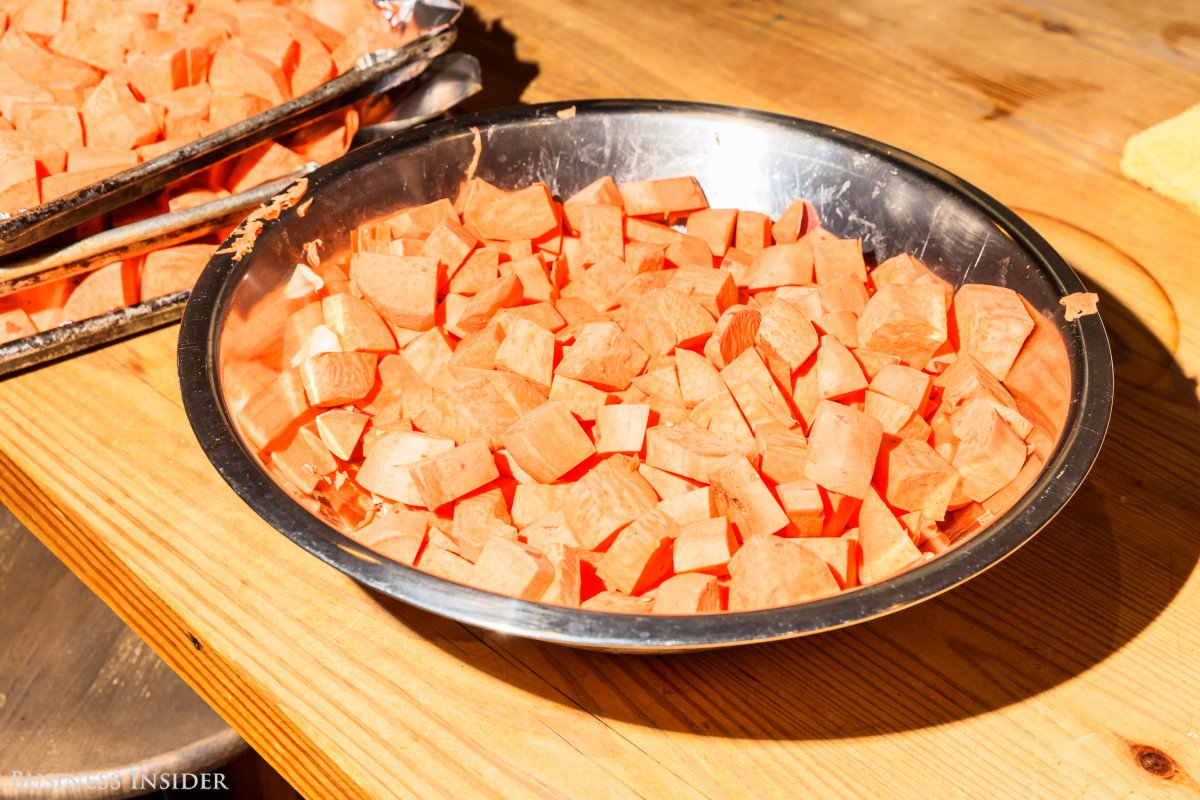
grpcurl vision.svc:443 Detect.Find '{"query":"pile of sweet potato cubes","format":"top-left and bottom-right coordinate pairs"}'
top-left (242, 173), bottom-right (1043, 614)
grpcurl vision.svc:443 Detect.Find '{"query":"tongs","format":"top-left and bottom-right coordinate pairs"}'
top-left (0, 32), bottom-right (480, 377)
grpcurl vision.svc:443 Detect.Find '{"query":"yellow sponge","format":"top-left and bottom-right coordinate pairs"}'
top-left (1121, 103), bottom-right (1200, 215)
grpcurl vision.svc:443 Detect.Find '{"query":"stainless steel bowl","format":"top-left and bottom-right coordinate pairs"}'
top-left (178, 100), bottom-right (1113, 652)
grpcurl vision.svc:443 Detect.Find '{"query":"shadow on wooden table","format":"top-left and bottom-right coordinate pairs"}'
top-left (453, 5), bottom-right (539, 113)
top-left (368, 286), bottom-right (1196, 739)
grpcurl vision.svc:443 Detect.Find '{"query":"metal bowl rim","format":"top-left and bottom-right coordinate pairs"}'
top-left (178, 98), bottom-right (1114, 651)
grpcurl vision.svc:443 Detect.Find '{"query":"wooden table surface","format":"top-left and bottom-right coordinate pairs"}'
top-left (2, 1), bottom-right (1198, 797)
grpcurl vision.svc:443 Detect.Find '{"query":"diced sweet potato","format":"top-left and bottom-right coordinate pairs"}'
top-left (857, 283), bottom-right (949, 367)
top-left (653, 573), bottom-right (721, 614)
top-left (501, 401), bottom-right (595, 483)
top-left (858, 487), bottom-right (922, 584)
top-left (315, 409), bottom-right (369, 460)
top-left (352, 508), bottom-right (427, 566)
top-left (704, 305), bottom-right (760, 369)
top-left (708, 453), bottom-right (789, 538)
top-left (618, 176), bottom-right (707, 217)
top-left (409, 438), bottom-right (500, 509)
top-left (744, 241), bottom-right (814, 290)
top-left (472, 537), bottom-right (554, 600)
top-left (952, 284), bottom-right (1035, 381)
top-left (595, 403), bottom-right (650, 454)
top-left (728, 535), bottom-right (838, 610)
top-left (466, 182), bottom-right (559, 242)
top-left (350, 252), bottom-right (439, 331)
top-left (803, 400), bottom-right (882, 499)
top-left (672, 516), bottom-right (737, 575)
top-left (355, 431), bottom-right (456, 505)
top-left (300, 351), bottom-right (377, 407)
top-left (563, 455), bottom-right (658, 550)
top-left (555, 321), bottom-right (648, 391)
top-left (595, 508), bottom-right (677, 595)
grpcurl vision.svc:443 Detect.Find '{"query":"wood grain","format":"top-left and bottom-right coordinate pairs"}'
top-left (1, 1), bottom-right (1198, 798)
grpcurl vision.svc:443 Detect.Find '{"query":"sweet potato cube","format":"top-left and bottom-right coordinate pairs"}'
top-left (421, 217), bottom-right (477, 276)
top-left (673, 516), bottom-right (737, 575)
top-left (457, 273), bottom-right (524, 333)
top-left (562, 175), bottom-right (623, 232)
top-left (952, 284), bottom-right (1035, 381)
top-left (815, 334), bottom-right (867, 400)
top-left (869, 364), bottom-right (932, 413)
top-left (350, 252), bottom-right (439, 331)
top-left (511, 483), bottom-right (570, 527)
top-left (408, 439), bottom-right (500, 510)
top-left (11, 101), bottom-right (82, 148)
top-left (858, 487), bottom-right (923, 584)
top-left (638, 463), bottom-right (703, 500)
top-left (595, 403), bottom-right (650, 454)
top-left (624, 217), bottom-right (683, 248)
top-left (815, 275), bottom-right (868, 319)
top-left (581, 591), bottom-right (654, 613)
top-left (775, 479), bottom-right (824, 537)
top-left (496, 302), bottom-right (566, 334)
top-left (418, 544), bottom-right (475, 585)
top-left (870, 253), bottom-right (954, 305)
top-left (49, 21), bottom-right (126, 71)
top-left (539, 542), bottom-right (582, 607)
top-left (857, 283), bottom-right (949, 367)
top-left (720, 347), bottom-right (796, 430)
top-left (654, 486), bottom-right (716, 527)
top-left (795, 538), bottom-right (859, 588)
top-left (624, 241), bottom-right (664, 274)
top-left (690, 388), bottom-right (755, 450)
top-left (315, 409), bottom-right (369, 460)
top-left (675, 348), bottom-right (724, 408)
top-left (875, 436), bottom-right (960, 521)
top-left (448, 247), bottom-right (500, 294)
top-left (653, 573), bottom-right (721, 614)
top-left (356, 431), bottom-right (456, 504)
top-left (951, 408), bottom-right (1027, 502)
top-left (645, 422), bottom-right (748, 483)
top-left (209, 45), bottom-right (290, 105)
top-left (863, 390), bottom-right (920, 435)
top-left (664, 234), bottom-right (714, 269)
top-left (63, 260), bottom-right (138, 322)
top-left (733, 210), bottom-right (772, 254)
top-left (494, 317), bottom-right (555, 390)
top-left (270, 426), bottom-right (336, 494)
top-left (240, 369), bottom-right (309, 450)
top-left (618, 176), bottom-right (707, 217)
top-left (686, 208), bottom-right (737, 257)
top-left (745, 241), bottom-right (814, 290)
top-left (728, 535), bottom-right (839, 610)
top-left (755, 298), bottom-right (818, 375)
top-left (501, 401), bottom-right (595, 483)
top-left (386, 197), bottom-right (456, 239)
top-left (596, 508), bottom-right (678, 595)
top-left (754, 422), bottom-right (808, 485)
top-left (300, 351), bottom-right (377, 407)
top-left (472, 537), bottom-right (555, 600)
top-left (624, 287), bottom-right (715, 359)
top-left (803, 400), bottom-right (882, 498)
top-left (579, 202), bottom-right (624, 263)
top-left (555, 321), bottom-right (648, 391)
top-left (0, 155), bottom-right (40, 212)
top-left (521, 511), bottom-right (583, 550)
top-left (322, 292), bottom-right (396, 353)
top-left (704, 305), bottom-right (760, 369)
top-left (80, 77), bottom-right (159, 150)
top-left (812, 236), bottom-right (867, 283)
top-left (563, 456), bottom-right (659, 550)
top-left (935, 354), bottom-right (1032, 439)
top-left (547, 374), bottom-right (612, 422)
top-left (708, 453), bottom-right (789, 538)
top-left (771, 199), bottom-right (819, 244)
top-left (353, 508), bottom-right (427, 566)
top-left (667, 267), bottom-right (737, 317)
top-left (510, 253), bottom-right (556, 303)
top-left (466, 182), bottom-right (558, 241)
top-left (0, 308), bottom-right (37, 345)
top-left (138, 243), bottom-right (211, 300)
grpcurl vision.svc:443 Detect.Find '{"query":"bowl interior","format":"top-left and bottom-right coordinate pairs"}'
top-left (181, 100), bottom-right (1112, 651)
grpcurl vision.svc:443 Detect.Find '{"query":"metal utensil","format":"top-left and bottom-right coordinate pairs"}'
top-left (178, 100), bottom-right (1114, 652)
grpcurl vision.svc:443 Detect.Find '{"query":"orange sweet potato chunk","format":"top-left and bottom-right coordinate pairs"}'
top-left (235, 167), bottom-right (1060, 615)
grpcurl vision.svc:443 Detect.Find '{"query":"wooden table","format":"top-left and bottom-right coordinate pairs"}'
top-left (2, 1), bottom-right (1198, 797)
